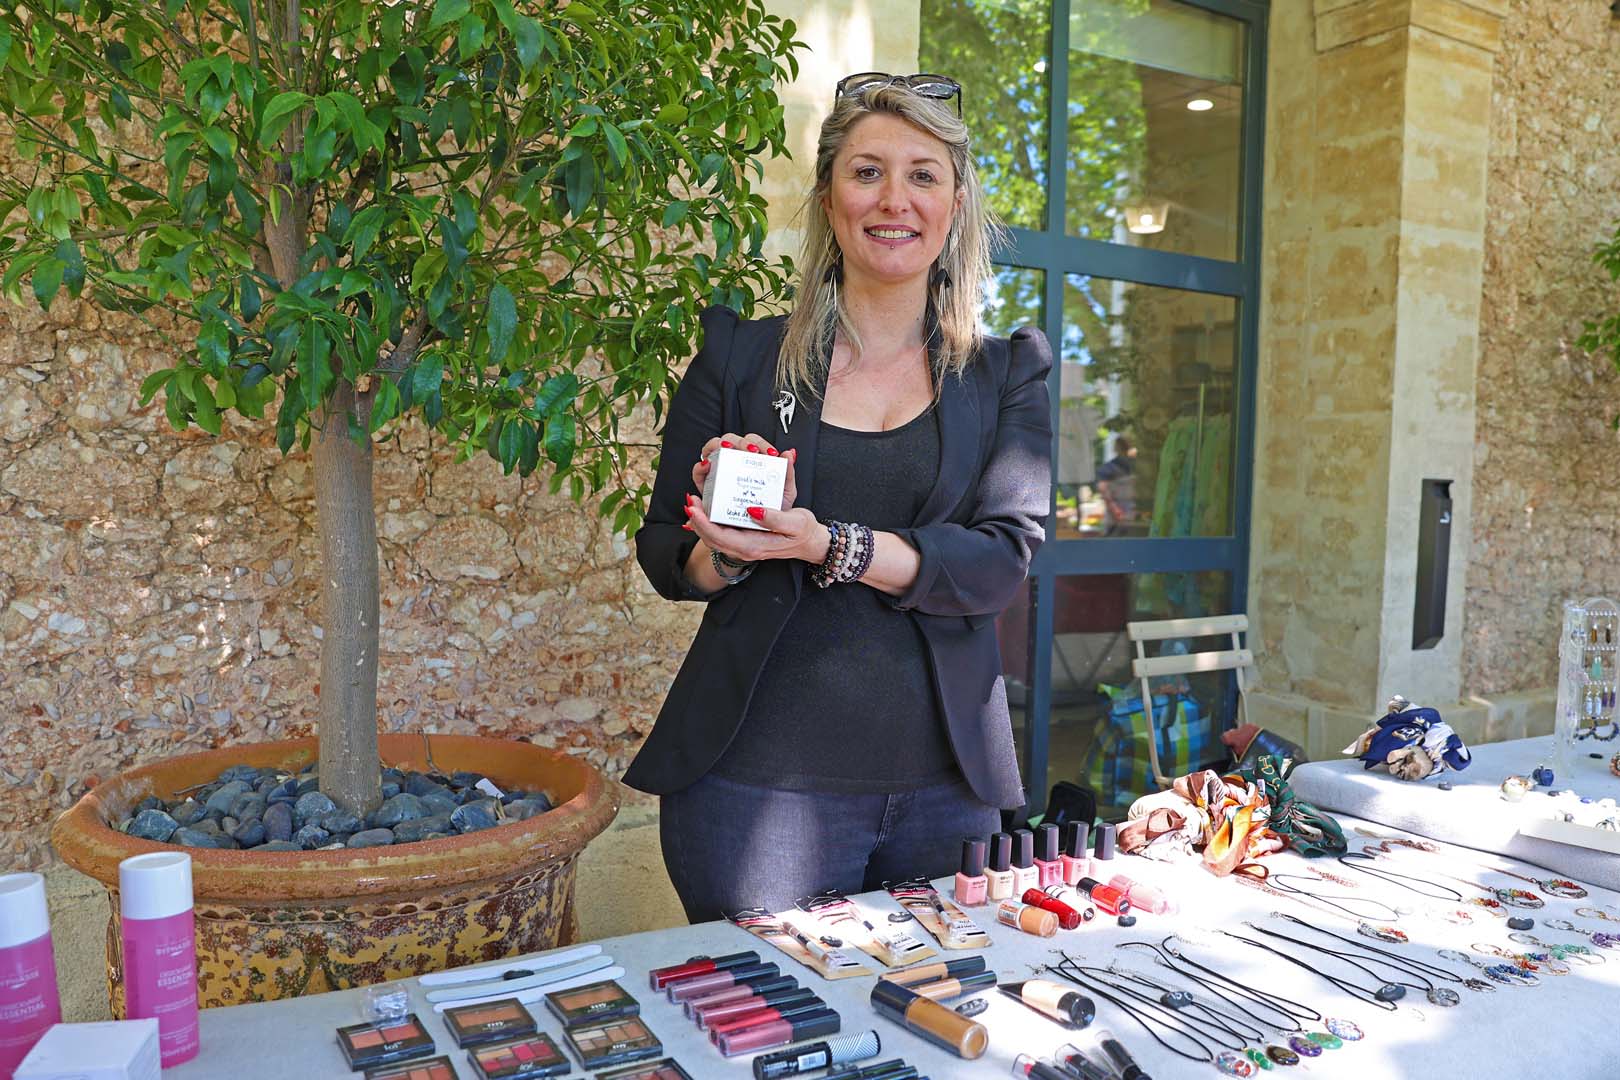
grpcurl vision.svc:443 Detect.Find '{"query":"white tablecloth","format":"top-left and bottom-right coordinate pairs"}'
top-left (159, 812), bottom-right (1620, 1080)
top-left (1290, 735), bottom-right (1620, 891)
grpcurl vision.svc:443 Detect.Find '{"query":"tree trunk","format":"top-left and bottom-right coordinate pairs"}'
top-left (313, 380), bottom-right (382, 816)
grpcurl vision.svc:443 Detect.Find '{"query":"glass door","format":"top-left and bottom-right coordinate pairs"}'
top-left (922, 0), bottom-right (1268, 816)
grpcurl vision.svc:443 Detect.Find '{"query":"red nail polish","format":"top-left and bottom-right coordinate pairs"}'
top-left (720, 441), bottom-right (733, 448)
top-left (682, 523), bottom-right (692, 530)
top-left (746, 444), bottom-right (760, 453)
top-left (766, 447), bottom-right (779, 457)
top-left (684, 504), bottom-right (695, 516)
top-left (746, 507), bottom-right (765, 521)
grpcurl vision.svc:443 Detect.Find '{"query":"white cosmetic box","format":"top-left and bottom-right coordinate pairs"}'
top-left (701, 447), bottom-right (789, 530)
top-left (14, 1019), bottom-right (161, 1080)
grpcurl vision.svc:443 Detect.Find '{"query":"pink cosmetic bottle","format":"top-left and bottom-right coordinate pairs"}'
top-left (954, 838), bottom-right (988, 906)
top-left (1033, 824), bottom-right (1064, 889)
top-left (1060, 822), bottom-right (1091, 886)
top-left (1010, 829), bottom-right (1040, 895)
top-left (0, 872), bottom-right (62, 1075)
top-left (119, 852), bottom-right (199, 1068)
top-left (1108, 874), bottom-right (1176, 916)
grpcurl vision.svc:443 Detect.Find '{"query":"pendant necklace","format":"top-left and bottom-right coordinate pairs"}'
top-left (1473, 942), bottom-right (1572, 975)
top-left (1575, 905), bottom-right (1620, 923)
top-left (1542, 918), bottom-right (1620, 950)
top-left (1438, 948), bottom-right (1539, 986)
top-left (1241, 920), bottom-right (1461, 1007)
top-left (1220, 929), bottom-right (1403, 1010)
top-left (1371, 840), bottom-right (1568, 904)
top-left (1507, 930), bottom-right (1606, 965)
top-left (1043, 956), bottom-right (1218, 1065)
top-left (1242, 871), bottom-right (1406, 924)
top-left (1269, 912), bottom-right (1490, 992)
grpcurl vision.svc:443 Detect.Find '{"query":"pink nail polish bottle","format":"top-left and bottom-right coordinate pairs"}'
top-left (1033, 823), bottom-right (1064, 889)
top-left (1060, 822), bottom-right (1092, 886)
top-left (0, 873), bottom-right (61, 1075)
top-left (954, 838), bottom-right (988, 906)
top-left (1010, 829), bottom-right (1040, 895)
top-left (119, 852), bottom-right (200, 1068)
top-left (985, 832), bottom-right (1015, 901)
top-left (1108, 874), bottom-right (1176, 916)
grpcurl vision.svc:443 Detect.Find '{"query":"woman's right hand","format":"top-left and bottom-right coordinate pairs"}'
top-left (691, 432), bottom-right (798, 510)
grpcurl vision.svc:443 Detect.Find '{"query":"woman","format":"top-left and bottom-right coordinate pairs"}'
top-left (629, 75), bottom-right (1052, 922)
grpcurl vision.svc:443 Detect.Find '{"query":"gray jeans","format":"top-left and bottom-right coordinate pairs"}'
top-left (660, 771), bottom-right (1003, 923)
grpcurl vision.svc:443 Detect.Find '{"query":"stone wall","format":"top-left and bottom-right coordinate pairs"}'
top-left (1465, 1), bottom-right (1620, 695)
top-left (0, 1), bottom-right (922, 880)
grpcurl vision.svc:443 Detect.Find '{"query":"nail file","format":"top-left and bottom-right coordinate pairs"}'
top-left (418, 943), bottom-right (604, 986)
top-left (429, 965), bottom-right (628, 1014)
top-left (424, 954), bottom-right (615, 1002)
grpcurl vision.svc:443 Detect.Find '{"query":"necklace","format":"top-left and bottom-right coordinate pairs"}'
top-left (1437, 949), bottom-right (1539, 986)
top-left (1239, 871), bottom-right (1405, 924)
top-left (1542, 918), bottom-right (1620, 950)
top-left (1472, 942), bottom-right (1572, 975)
top-left (1220, 929), bottom-right (1402, 1010)
top-left (1336, 852), bottom-right (1464, 900)
top-left (1366, 838), bottom-right (1570, 903)
top-left (1153, 937), bottom-right (1326, 1027)
top-left (1270, 913), bottom-right (1477, 989)
top-left (1575, 905), bottom-right (1620, 923)
top-left (1044, 957), bottom-right (1217, 1064)
top-left (1507, 930), bottom-right (1606, 965)
top-left (1242, 920), bottom-right (1461, 1007)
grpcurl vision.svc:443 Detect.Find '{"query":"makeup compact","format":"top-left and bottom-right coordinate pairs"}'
top-left (593, 1059), bottom-right (695, 1080)
top-left (364, 1056), bottom-right (459, 1080)
top-left (543, 978), bottom-right (640, 1028)
top-left (562, 1016), bottom-right (662, 1070)
top-left (465, 1033), bottom-right (569, 1080)
top-left (336, 1013), bottom-right (438, 1071)
top-left (440, 999), bottom-right (538, 1049)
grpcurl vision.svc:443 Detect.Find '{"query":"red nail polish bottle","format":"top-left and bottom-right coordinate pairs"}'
top-left (1077, 876), bottom-right (1131, 917)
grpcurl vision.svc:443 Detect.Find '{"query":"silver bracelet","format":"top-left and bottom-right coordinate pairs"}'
top-left (711, 549), bottom-right (755, 585)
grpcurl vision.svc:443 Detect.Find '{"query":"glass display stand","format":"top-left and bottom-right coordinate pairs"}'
top-left (1554, 597), bottom-right (1620, 780)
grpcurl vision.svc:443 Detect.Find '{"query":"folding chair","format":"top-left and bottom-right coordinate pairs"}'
top-left (1126, 614), bottom-right (1253, 789)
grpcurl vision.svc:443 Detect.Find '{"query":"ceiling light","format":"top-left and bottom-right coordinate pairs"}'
top-left (1187, 98), bottom-right (1214, 112)
top-left (1125, 203), bottom-right (1168, 235)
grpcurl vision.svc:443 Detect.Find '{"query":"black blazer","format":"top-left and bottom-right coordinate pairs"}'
top-left (627, 306), bottom-right (1053, 809)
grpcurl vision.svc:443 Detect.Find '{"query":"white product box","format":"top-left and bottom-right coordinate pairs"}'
top-left (701, 447), bottom-right (788, 531)
top-left (14, 1019), bottom-right (161, 1080)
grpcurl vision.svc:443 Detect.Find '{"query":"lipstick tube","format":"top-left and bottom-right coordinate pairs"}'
top-left (708, 997), bottom-right (829, 1037)
top-left (869, 980), bottom-right (988, 1059)
top-left (1076, 877), bottom-right (1130, 917)
top-left (684, 973), bottom-right (799, 1015)
top-left (879, 955), bottom-right (987, 987)
top-left (667, 961), bottom-right (779, 1002)
top-left (996, 898), bottom-right (1058, 938)
top-left (695, 986), bottom-right (817, 1029)
top-left (909, 970), bottom-right (998, 1001)
top-left (1013, 1055), bottom-right (1078, 1080)
top-left (715, 1006), bottom-right (841, 1057)
top-left (1021, 887), bottom-right (1083, 930)
top-left (649, 949), bottom-right (760, 990)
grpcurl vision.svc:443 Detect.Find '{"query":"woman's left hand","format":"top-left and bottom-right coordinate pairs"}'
top-left (684, 495), bottom-right (830, 565)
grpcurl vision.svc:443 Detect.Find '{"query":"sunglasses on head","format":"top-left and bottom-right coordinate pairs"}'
top-left (834, 72), bottom-right (962, 117)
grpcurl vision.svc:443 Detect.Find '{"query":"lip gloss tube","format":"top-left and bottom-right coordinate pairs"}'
top-left (667, 961), bottom-right (778, 1002)
top-left (709, 997), bottom-right (828, 1037)
top-left (1076, 877), bottom-right (1131, 917)
top-left (1021, 887), bottom-right (1083, 930)
top-left (695, 986), bottom-right (816, 1029)
top-left (715, 1007), bottom-right (841, 1057)
top-left (685, 973), bottom-right (798, 1015)
top-left (649, 950), bottom-right (761, 990)
top-left (909, 970), bottom-right (998, 1001)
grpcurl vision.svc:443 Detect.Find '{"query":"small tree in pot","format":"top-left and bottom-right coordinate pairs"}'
top-left (0, 0), bottom-right (800, 816)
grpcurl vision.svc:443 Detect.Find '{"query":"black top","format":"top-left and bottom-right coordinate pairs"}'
top-left (711, 406), bottom-right (959, 792)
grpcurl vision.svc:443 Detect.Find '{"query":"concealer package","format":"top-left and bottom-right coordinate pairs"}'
top-left (795, 891), bottom-right (936, 968)
top-left (885, 880), bottom-right (990, 951)
top-left (728, 909), bottom-right (871, 980)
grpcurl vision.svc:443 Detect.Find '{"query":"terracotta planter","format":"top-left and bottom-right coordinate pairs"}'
top-left (52, 734), bottom-right (619, 1011)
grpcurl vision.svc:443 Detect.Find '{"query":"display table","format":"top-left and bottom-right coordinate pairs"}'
top-left (160, 812), bottom-right (1620, 1080)
top-left (1290, 735), bottom-right (1620, 892)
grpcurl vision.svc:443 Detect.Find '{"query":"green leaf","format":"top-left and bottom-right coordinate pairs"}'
top-left (427, 0), bottom-right (472, 31)
top-left (497, 419), bottom-right (523, 473)
top-left (191, 378), bottom-right (220, 435)
top-left (602, 122), bottom-right (629, 168)
top-left (138, 368), bottom-right (174, 405)
top-left (31, 259), bottom-right (63, 309)
top-left (661, 200), bottom-right (689, 228)
top-left (533, 372), bottom-right (579, 416)
top-left (259, 91), bottom-right (310, 145)
top-left (543, 413), bottom-right (576, 468)
top-left (410, 354), bottom-right (444, 402)
top-left (368, 377), bottom-right (400, 433)
top-left (345, 205), bottom-right (387, 263)
top-left (486, 283), bottom-right (516, 363)
top-left (239, 274), bottom-right (261, 322)
top-left (494, 0), bottom-right (543, 72)
top-left (438, 215), bottom-right (468, 272)
top-left (563, 157), bottom-right (594, 218)
top-left (197, 319), bottom-right (230, 373)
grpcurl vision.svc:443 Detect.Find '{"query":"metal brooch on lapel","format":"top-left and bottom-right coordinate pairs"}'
top-left (773, 389), bottom-right (797, 434)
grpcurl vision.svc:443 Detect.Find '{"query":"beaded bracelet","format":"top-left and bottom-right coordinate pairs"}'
top-left (811, 520), bottom-right (874, 588)
top-left (710, 549), bottom-right (756, 585)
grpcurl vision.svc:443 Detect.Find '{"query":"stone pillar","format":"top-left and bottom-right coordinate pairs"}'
top-left (1248, 0), bottom-right (1508, 755)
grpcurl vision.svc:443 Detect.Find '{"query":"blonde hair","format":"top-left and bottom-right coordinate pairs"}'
top-left (776, 83), bottom-right (1003, 399)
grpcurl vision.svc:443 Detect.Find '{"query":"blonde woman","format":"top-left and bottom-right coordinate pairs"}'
top-left (630, 75), bottom-right (1052, 921)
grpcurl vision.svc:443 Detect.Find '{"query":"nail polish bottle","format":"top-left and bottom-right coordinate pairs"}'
top-left (1033, 824), bottom-right (1064, 889)
top-left (1021, 887), bottom-right (1082, 930)
top-left (1076, 877), bottom-right (1131, 917)
top-left (996, 899), bottom-right (1058, 938)
top-left (985, 832), bottom-right (1014, 901)
top-left (1009, 829), bottom-right (1040, 895)
top-left (1061, 822), bottom-right (1092, 886)
top-left (1095, 822), bottom-right (1117, 863)
top-left (954, 838), bottom-right (988, 907)
top-left (1108, 873), bottom-right (1175, 916)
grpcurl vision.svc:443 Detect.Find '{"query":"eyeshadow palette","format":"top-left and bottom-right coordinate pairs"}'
top-left (364, 1055), bottom-right (460, 1080)
top-left (337, 1013), bottom-right (438, 1070)
top-left (543, 978), bottom-right (640, 1028)
top-left (465, 1032), bottom-right (570, 1080)
top-left (562, 1015), bottom-right (662, 1070)
top-left (592, 1058), bottom-right (695, 1080)
top-left (441, 998), bottom-right (539, 1048)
